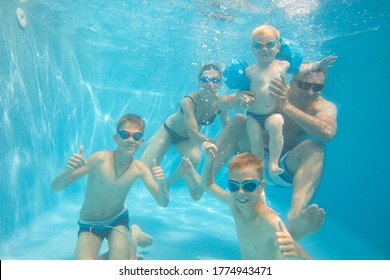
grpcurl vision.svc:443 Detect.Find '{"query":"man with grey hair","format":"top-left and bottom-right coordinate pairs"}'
top-left (212, 68), bottom-right (338, 240)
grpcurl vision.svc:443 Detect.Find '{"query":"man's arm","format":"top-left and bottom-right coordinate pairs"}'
top-left (270, 77), bottom-right (337, 142)
top-left (283, 102), bottom-right (337, 142)
top-left (298, 55), bottom-right (337, 74)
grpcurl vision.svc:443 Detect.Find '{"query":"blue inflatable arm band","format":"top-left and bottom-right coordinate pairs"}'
top-left (276, 37), bottom-right (304, 75)
top-left (223, 38), bottom-right (304, 90)
top-left (222, 57), bottom-right (250, 90)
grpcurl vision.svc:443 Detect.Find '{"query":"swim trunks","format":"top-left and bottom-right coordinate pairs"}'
top-left (163, 123), bottom-right (189, 145)
top-left (246, 111), bottom-right (271, 128)
top-left (264, 151), bottom-right (293, 187)
top-left (78, 207), bottom-right (129, 239)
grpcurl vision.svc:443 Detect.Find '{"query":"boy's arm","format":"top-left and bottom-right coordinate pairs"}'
top-left (141, 160), bottom-right (169, 207)
top-left (275, 220), bottom-right (312, 260)
top-left (200, 143), bottom-right (230, 204)
top-left (298, 55), bottom-right (337, 74)
top-left (51, 145), bottom-right (88, 191)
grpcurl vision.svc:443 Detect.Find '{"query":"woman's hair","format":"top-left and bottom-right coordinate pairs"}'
top-left (198, 63), bottom-right (222, 79)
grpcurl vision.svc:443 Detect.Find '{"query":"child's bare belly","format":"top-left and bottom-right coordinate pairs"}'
top-left (248, 90), bottom-right (278, 114)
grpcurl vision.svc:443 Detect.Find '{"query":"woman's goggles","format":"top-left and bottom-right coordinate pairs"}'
top-left (117, 130), bottom-right (143, 141)
top-left (199, 76), bottom-right (222, 84)
top-left (227, 179), bottom-right (261, 192)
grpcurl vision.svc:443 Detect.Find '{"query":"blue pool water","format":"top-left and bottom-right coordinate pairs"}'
top-left (1, 0), bottom-right (389, 260)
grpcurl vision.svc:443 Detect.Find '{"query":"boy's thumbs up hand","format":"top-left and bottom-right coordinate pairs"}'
top-left (67, 145), bottom-right (87, 170)
top-left (152, 159), bottom-right (165, 181)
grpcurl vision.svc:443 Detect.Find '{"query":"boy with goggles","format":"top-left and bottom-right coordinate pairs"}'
top-left (184, 143), bottom-right (311, 259)
top-left (212, 67), bottom-right (334, 242)
top-left (245, 25), bottom-right (336, 177)
top-left (52, 113), bottom-right (169, 260)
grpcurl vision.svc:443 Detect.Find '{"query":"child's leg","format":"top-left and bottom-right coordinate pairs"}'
top-left (106, 225), bottom-right (130, 260)
top-left (179, 156), bottom-right (201, 197)
top-left (246, 114), bottom-right (265, 159)
top-left (246, 115), bottom-right (268, 204)
top-left (265, 113), bottom-right (284, 175)
top-left (99, 225), bottom-right (153, 260)
top-left (213, 114), bottom-right (249, 173)
top-left (74, 232), bottom-right (103, 260)
top-left (129, 227), bottom-right (139, 260)
top-left (129, 224), bottom-right (153, 260)
top-left (175, 141), bottom-right (203, 200)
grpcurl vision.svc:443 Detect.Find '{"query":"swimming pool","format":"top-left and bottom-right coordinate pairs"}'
top-left (1, 0), bottom-right (389, 260)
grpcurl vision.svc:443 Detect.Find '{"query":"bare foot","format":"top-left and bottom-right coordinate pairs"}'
top-left (130, 225), bottom-right (153, 248)
top-left (287, 204), bottom-right (326, 241)
top-left (269, 163), bottom-right (284, 175)
top-left (179, 157), bottom-right (197, 178)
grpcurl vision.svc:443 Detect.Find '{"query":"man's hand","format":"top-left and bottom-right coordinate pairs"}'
top-left (269, 75), bottom-right (290, 110)
top-left (318, 55), bottom-right (337, 70)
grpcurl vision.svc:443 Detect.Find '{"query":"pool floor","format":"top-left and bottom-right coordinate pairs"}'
top-left (0, 182), bottom-right (385, 260)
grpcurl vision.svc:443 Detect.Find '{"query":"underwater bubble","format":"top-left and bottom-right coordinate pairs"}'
top-left (272, 0), bottom-right (319, 16)
top-left (16, 8), bottom-right (27, 29)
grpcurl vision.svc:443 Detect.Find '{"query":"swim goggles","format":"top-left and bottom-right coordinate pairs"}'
top-left (117, 130), bottom-right (143, 141)
top-left (253, 39), bottom-right (278, 50)
top-left (199, 76), bottom-right (222, 84)
top-left (227, 179), bottom-right (262, 192)
top-left (293, 80), bottom-right (324, 92)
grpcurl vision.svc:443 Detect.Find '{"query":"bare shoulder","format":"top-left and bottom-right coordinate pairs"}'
top-left (86, 150), bottom-right (111, 165)
top-left (311, 97), bottom-right (338, 117)
top-left (132, 158), bottom-right (147, 169)
top-left (180, 92), bottom-right (197, 110)
top-left (92, 150), bottom-right (111, 157)
top-left (131, 159), bottom-right (151, 175)
top-left (268, 60), bottom-right (289, 74)
top-left (246, 64), bottom-right (255, 74)
top-left (314, 96), bottom-right (336, 107)
top-left (275, 59), bottom-right (289, 68)
top-left (181, 92), bottom-right (196, 103)
top-left (281, 60), bottom-right (290, 71)
top-left (260, 206), bottom-right (281, 230)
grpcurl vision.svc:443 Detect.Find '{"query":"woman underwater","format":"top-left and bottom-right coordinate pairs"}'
top-left (140, 63), bottom-right (229, 199)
